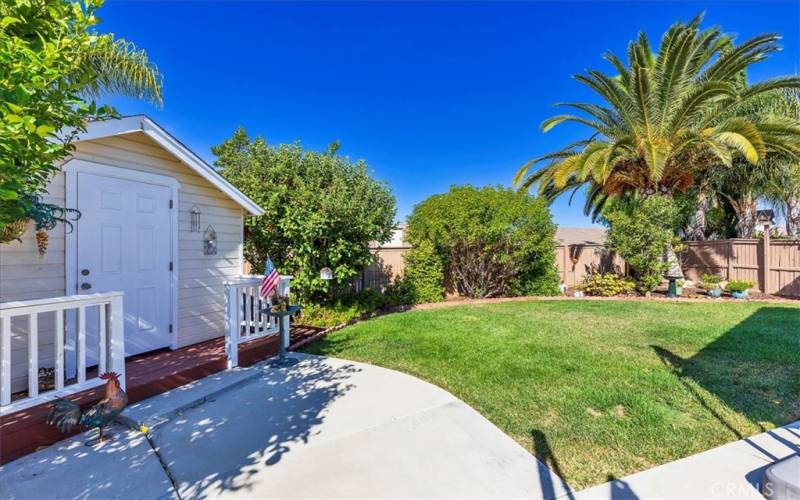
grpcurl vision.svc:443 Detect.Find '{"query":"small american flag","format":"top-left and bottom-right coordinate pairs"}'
top-left (260, 257), bottom-right (280, 300)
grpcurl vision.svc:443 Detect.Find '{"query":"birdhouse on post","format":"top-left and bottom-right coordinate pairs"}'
top-left (663, 245), bottom-right (684, 298)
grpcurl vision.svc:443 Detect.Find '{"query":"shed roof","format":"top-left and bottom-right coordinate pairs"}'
top-left (74, 115), bottom-right (264, 216)
top-left (555, 227), bottom-right (608, 246)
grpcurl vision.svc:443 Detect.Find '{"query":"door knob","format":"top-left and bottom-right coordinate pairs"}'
top-left (80, 283), bottom-right (92, 290)
top-left (81, 269), bottom-right (90, 276)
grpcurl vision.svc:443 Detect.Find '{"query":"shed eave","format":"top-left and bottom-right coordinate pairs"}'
top-left (74, 115), bottom-right (265, 216)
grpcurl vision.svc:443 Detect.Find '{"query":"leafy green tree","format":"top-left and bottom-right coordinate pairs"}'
top-left (213, 129), bottom-right (396, 303)
top-left (0, 0), bottom-right (162, 230)
top-left (603, 196), bottom-right (680, 292)
top-left (396, 240), bottom-right (445, 303)
top-left (406, 185), bottom-right (560, 298)
top-left (514, 15), bottom-right (800, 220)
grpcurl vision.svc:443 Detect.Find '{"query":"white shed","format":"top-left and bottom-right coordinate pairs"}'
top-left (0, 115), bottom-right (265, 400)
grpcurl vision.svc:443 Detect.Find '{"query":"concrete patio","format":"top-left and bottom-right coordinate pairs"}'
top-left (4, 352), bottom-right (797, 499)
top-left (1, 354), bottom-right (571, 499)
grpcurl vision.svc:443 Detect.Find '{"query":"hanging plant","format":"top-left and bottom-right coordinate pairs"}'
top-left (29, 197), bottom-right (80, 256)
top-left (0, 196), bottom-right (81, 256)
top-left (0, 219), bottom-right (30, 244)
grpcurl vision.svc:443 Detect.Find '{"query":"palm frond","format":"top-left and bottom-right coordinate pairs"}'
top-left (79, 38), bottom-right (163, 106)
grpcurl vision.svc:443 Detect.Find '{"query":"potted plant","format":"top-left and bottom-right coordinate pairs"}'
top-left (676, 279), bottom-right (687, 296)
top-left (726, 279), bottom-right (754, 299)
top-left (700, 273), bottom-right (724, 298)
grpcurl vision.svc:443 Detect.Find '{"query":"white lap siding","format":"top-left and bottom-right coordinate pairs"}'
top-left (0, 132), bottom-right (244, 392)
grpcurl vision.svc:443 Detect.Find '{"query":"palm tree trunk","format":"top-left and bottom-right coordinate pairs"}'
top-left (690, 190), bottom-right (707, 240)
top-left (787, 196), bottom-right (800, 238)
top-left (734, 199), bottom-right (758, 238)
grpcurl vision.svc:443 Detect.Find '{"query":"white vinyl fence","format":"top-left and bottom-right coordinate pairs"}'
top-left (0, 292), bottom-right (126, 416)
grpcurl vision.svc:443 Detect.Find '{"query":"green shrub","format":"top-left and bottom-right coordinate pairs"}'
top-left (577, 273), bottom-right (636, 297)
top-left (298, 289), bottom-right (399, 327)
top-left (406, 185), bottom-right (560, 298)
top-left (604, 196), bottom-right (680, 293)
top-left (699, 273), bottom-right (724, 289)
top-left (726, 279), bottom-right (754, 293)
top-left (395, 241), bottom-right (445, 304)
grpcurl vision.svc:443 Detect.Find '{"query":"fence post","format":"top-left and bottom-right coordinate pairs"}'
top-left (763, 229), bottom-right (771, 293)
top-left (727, 240), bottom-right (734, 280)
top-left (225, 283), bottom-right (240, 369)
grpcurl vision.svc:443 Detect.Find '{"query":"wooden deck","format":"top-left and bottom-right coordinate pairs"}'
top-left (0, 325), bottom-right (324, 464)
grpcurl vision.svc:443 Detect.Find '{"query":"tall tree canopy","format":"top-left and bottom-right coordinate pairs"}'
top-left (514, 15), bottom-right (800, 219)
top-left (0, 0), bottom-right (162, 230)
top-left (214, 129), bottom-right (396, 303)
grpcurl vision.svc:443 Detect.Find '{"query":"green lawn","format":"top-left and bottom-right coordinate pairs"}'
top-left (302, 300), bottom-right (800, 489)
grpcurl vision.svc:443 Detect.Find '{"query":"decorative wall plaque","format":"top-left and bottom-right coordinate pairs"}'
top-left (203, 225), bottom-right (217, 255)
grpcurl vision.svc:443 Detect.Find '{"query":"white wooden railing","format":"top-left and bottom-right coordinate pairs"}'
top-left (0, 292), bottom-right (126, 416)
top-left (224, 275), bottom-right (293, 368)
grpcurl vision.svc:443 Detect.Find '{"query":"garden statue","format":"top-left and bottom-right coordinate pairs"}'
top-left (663, 245), bottom-right (684, 298)
top-left (47, 372), bottom-right (128, 445)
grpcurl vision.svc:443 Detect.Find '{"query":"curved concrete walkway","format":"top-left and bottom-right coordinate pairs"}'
top-left (1, 354), bottom-right (570, 499)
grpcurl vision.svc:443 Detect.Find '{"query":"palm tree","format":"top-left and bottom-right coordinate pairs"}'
top-left (706, 90), bottom-right (800, 237)
top-left (762, 91), bottom-right (800, 237)
top-left (767, 162), bottom-right (800, 237)
top-left (514, 15), bottom-right (800, 219)
top-left (78, 37), bottom-right (163, 106)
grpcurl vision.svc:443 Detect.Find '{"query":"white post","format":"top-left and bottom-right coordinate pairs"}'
top-left (281, 315), bottom-right (291, 350)
top-left (77, 306), bottom-right (86, 384)
top-left (225, 283), bottom-right (240, 368)
top-left (54, 309), bottom-right (64, 390)
top-left (1, 317), bottom-right (11, 406)
top-left (28, 313), bottom-right (38, 398)
top-left (98, 303), bottom-right (107, 374)
top-left (108, 293), bottom-right (126, 390)
top-left (243, 286), bottom-right (252, 340)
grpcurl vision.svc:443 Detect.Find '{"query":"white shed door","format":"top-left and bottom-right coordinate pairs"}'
top-left (76, 172), bottom-right (172, 356)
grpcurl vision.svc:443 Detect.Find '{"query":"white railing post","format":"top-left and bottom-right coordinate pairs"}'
top-left (77, 306), bottom-right (86, 384)
top-left (98, 303), bottom-right (107, 374)
top-left (28, 313), bottom-right (38, 398)
top-left (1, 316), bottom-right (10, 406)
top-left (225, 283), bottom-right (240, 368)
top-left (54, 310), bottom-right (64, 390)
top-left (108, 293), bottom-right (126, 390)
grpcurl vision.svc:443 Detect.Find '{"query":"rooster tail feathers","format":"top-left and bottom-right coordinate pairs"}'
top-left (47, 398), bottom-right (81, 433)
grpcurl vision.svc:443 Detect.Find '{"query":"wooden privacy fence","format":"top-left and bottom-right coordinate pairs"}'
top-left (555, 244), bottom-right (626, 288)
top-left (682, 239), bottom-right (800, 296)
top-left (359, 238), bottom-right (800, 298)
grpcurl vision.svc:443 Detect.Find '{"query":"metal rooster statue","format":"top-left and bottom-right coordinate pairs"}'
top-left (47, 372), bottom-right (128, 444)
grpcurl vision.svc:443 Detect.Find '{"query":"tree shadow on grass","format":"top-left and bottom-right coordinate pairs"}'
top-left (651, 306), bottom-right (800, 430)
top-left (149, 356), bottom-right (361, 499)
top-left (647, 306), bottom-right (799, 494)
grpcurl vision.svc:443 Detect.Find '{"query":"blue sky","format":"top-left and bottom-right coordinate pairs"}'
top-left (100, 1), bottom-right (800, 227)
